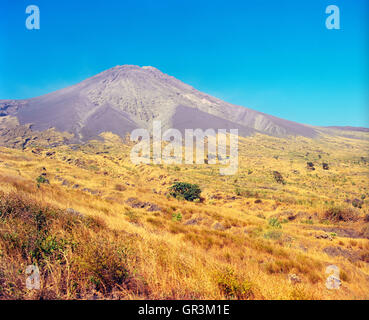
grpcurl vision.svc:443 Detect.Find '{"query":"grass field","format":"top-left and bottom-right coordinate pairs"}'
top-left (0, 129), bottom-right (368, 300)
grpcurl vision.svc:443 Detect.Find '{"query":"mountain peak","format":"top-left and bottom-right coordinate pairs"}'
top-left (0, 66), bottom-right (317, 142)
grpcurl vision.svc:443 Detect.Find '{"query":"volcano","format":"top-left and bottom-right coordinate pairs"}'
top-left (0, 65), bottom-right (317, 142)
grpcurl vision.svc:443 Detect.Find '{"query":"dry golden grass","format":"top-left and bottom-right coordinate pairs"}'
top-left (0, 130), bottom-right (368, 300)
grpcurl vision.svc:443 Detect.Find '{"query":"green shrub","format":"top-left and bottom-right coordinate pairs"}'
top-left (172, 212), bottom-right (182, 222)
top-left (268, 218), bottom-right (282, 229)
top-left (216, 268), bottom-right (254, 300)
top-left (36, 175), bottom-right (49, 184)
top-left (169, 182), bottom-right (201, 202)
top-left (301, 219), bottom-right (314, 225)
top-left (264, 230), bottom-right (282, 240)
top-left (235, 187), bottom-right (242, 196)
top-left (352, 199), bottom-right (363, 209)
top-left (124, 210), bottom-right (139, 223)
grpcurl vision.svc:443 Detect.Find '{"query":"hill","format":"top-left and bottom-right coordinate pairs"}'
top-left (0, 130), bottom-right (368, 299)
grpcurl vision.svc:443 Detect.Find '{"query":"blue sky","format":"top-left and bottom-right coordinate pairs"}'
top-left (0, 0), bottom-right (368, 127)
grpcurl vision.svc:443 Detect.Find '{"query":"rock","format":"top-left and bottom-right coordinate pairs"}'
top-left (315, 233), bottom-right (333, 241)
top-left (126, 197), bottom-right (161, 211)
top-left (45, 151), bottom-right (55, 157)
top-left (184, 218), bottom-right (201, 226)
top-left (82, 188), bottom-right (100, 195)
top-left (114, 184), bottom-right (126, 192)
top-left (322, 163), bottom-right (329, 170)
top-left (307, 162), bottom-right (315, 170)
top-left (31, 148), bottom-right (42, 155)
top-left (66, 208), bottom-right (84, 218)
top-left (74, 159), bottom-right (86, 167)
top-left (288, 274), bottom-right (301, 284)
top-left (147, 204), bottom-right (161, 212)
top-left (210, 194), bottom-right (223, 200)
top-left (212, 222), bottom-right (226, 231)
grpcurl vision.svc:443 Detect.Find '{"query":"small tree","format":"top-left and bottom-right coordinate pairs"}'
top-left (169, 182), bottom-right (201, 202)
top-left (273, 171), bottom-right (285, 184)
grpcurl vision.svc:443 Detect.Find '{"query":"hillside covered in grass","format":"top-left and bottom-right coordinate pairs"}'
top-left (0, 129), bottom-right (369, 300)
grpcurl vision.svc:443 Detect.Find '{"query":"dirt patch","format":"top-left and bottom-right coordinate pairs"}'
top-left (126, 197), bottom-right (161, 212)
top-left (184, 218), bottom-right (202, 226)
top-left (272, 211), bottom-right (317, 221)
top-left (212, 222), bottom-right (226, 231)
top-left (323, 246), bottom-right (359, 262)
top-left (310, 226), bottom-right (364, 239)
top-left (82, 188), bottom-right (101, 195)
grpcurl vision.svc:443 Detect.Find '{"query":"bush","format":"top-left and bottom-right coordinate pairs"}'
top-left (352, 199), bottom-right (363, 209)
top-left (273, 171), bottom-right (285, 184)
top-left (114, 184), bottom-right (126, 192)
top-left (216, 268), bottom-right (254, 300)
top-left (264, 230), bottom-right (282, 240)
top-left (77, 239), bottom-right (131, 293)
top-left (36, 175), bottom-right (49, 184)
top-left (324, 206), bottom-right (360, 222)
top-left (361, 224), bottom-right (369, 239)
top-left (301, 219), bottom-right (314, 225)
top-left (268, 218), bottom-right (282, 229)
top-left (0, 191), bottom-right (143, 299)
top-left (169, 182), bottom-right (201, 202)
top-left (322, 163), bottom-right (329, 170)
top-left (172, 212), bottom-right (182, 222)
top-left (307, 162), bottom-right (315, 169)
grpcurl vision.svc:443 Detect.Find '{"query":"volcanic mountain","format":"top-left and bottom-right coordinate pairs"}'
top-left (0, 65), bottom-right (317, 143)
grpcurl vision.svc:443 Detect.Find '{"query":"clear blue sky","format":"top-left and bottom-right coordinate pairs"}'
top-left (1, 0), bottom-right (368, 127)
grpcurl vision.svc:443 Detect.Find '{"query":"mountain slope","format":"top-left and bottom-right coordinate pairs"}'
top-left (0, 65), bottom-right (317, 142)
